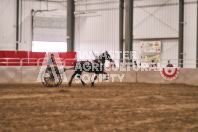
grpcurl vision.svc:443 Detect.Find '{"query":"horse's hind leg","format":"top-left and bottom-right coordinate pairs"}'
top-left (77, 72), bottom-right (85, 86)
top-left (91, 74), bottom-right (98, 87)
top-left (103, 71), bottom-right (108, 81)
top-left (68, 72), bottom-right (77, 87)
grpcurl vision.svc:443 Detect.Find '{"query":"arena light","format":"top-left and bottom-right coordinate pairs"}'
top-left (32, 41), bottom-right (67, 52)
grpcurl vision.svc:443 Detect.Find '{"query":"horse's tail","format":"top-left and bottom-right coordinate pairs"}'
top-left (64, 67), bottom-right (74, 72)
top-left (64, 62), bottom-right (77, 71)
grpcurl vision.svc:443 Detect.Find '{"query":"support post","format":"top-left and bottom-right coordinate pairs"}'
top-left (16, 0), bottom-right (20, 50)
top-left (125, 0), bottom-right (133, 65)
top-left (31, 9), bottom-right (34, 51)
top-left (67, 0), bottom-right (75, 51)
top-left (119, 0), bottom-right (124, 63)
top-left (196, 0), bottom-right (198, 67)
top-left (178, 0), bottom-right (184, 67)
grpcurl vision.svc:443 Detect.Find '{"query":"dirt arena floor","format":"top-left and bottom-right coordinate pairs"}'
top-left (0, 83), bottom-right (198, 132)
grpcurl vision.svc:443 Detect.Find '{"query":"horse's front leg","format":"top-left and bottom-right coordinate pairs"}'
top-left (68, 72), bottom-right (77, 87)
top-left (103, 71), bottom-right (108, 81)
top-left (77, 73), bottom-right (85, 86)
top-left (91, 74), bottom-right (98, 87)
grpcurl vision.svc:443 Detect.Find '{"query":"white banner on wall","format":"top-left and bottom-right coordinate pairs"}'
top-left (141, 41), bottom-right (161, 54)
top-left (141, 54), bottom-right (161, 62)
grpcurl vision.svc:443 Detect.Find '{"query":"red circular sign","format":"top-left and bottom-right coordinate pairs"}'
top-left (160, 67), bottom-right (179, 81)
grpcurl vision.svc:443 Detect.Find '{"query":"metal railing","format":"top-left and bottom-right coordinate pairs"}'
top-left (121, 59), bottom-right (198, 68)
top-left (0, 58), bottom-right (198, 68)
top-left (0, 58), bottom-right (21, 66)
top-left (0, 58), bottom-right (76, 66)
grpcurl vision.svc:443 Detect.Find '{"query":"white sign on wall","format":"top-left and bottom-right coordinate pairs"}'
top-left (141, 41), bottom-right (161, 54)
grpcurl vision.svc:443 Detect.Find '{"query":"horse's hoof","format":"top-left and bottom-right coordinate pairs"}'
top-left (103, 78), bottom-right (108, 81)
top-left (82, 83), bottom-right (86, 86)
top-left (91, 83), bottom-right (94, 87)
top-left (68, 83), bottom-right (71, 87)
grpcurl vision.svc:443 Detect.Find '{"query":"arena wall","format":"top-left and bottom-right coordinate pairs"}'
top-left (0, 1), bottom-right (197, 68)
top-left (137, 68), bottom-right (198, 86)
top-left (0, 66), bottom-right (198, 86)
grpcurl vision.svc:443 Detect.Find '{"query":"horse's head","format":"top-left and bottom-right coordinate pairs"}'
top-left (99, 51), bottom-right (113, 63)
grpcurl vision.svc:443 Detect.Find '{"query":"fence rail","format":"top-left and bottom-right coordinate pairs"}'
top-left (0, 58), bottom-right (76, 66)
top-left (0, 58), bottom-right (198, 68)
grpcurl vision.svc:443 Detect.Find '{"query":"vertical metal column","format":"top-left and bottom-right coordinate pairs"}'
top-left (119, 0), bottom-right (124, 63)
top-left (31, 9), bottom-right (34, 51)
top-left (16, 0), bottom-right (20, 50)
top-left (196, 0), bottom-right (198, 68)
top-left (125, 0), bottom-right (133, 64)
top-left (178, 0), bottom-right (184, 67)
top-left (67, 0), bottom-right (75, 51)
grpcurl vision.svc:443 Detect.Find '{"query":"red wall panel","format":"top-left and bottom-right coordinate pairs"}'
top-left (0, 51), bottom-right (76, 66)
top-left (65, 52), bottom-right (77, 66)
top-left (0, 51), bottom-right (4, 58)
top-left (16, 51), bottom-right (28, 58)
top-left (4, 51), bottom-right (16, 58)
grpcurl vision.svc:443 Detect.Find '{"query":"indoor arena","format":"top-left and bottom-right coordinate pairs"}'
top-left (0, 0), bottom-right (198, 131)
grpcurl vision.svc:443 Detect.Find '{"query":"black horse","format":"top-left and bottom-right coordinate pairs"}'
top-left (68, 51), bottom-right (113, 87)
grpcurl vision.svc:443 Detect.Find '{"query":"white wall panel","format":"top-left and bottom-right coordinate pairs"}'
top-left (183, 2), bottom-right (197, 68)
top-left (1, 66), bottom-right (198, 85)
top-left (22, 66), bottom-right (39, 83)
top-left (160, 40), bottom-right (178, 67)
top-left (75, 1), bottom-right (119, 60)
top-left (0, 66), bottom-right (21, 83)
top-left (133, 0), bottom-right (179, 38)
top-left (0, 0), bottom-right (16, 50)
top-left (33, 28), bottom-right (66, 42)
top-left (20, 3), bottom-right (33, 51)
top-left (134, 0), bottom-right (178, 6)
